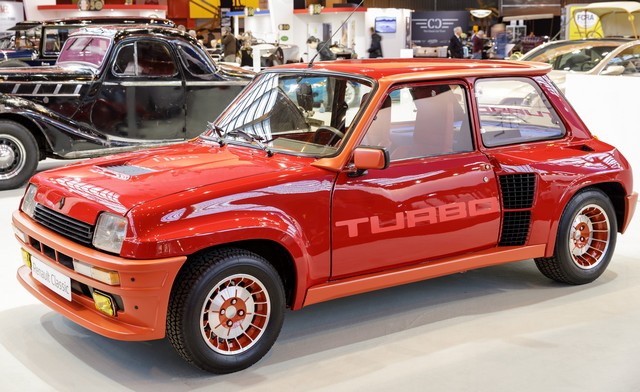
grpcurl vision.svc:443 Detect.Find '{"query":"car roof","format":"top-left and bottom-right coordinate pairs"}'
top-left (42, 17), bottom-right (176, 28)
top-left (521, 38), bottom-right (638, 60)
top-left (7, 17), bottom-right (175, 31)
top-left (275, 58), bottom-right (552, 82)
top-left (73, 24), bottom-right (184, 38)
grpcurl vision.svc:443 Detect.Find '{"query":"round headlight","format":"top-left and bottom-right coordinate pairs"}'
top-left (93, 212), bottom-right (128, 254)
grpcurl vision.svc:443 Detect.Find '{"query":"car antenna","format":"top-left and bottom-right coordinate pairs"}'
top-left (308, 0), bottom-right (365, 68)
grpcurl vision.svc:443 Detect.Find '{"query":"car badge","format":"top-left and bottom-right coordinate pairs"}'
top-left (58, 196), bottom-right (65, 209)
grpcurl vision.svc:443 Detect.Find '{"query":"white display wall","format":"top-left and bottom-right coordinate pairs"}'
top-left (565, 73), bottom-right (640, 187)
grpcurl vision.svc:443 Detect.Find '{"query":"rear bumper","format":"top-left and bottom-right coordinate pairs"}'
top-left (13, 210), bottom-right (186, 341)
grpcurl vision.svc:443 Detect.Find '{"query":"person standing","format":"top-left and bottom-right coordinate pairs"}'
top-left (368, 27), bottom-right (383, 58)
top-left (448, 26), bottom-right (464, 59)
top-left (221, 27), bottom-right (237, 63)
top-left (471, 30), bottom-right (484, 59)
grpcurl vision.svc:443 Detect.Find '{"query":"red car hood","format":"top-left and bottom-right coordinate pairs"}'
top-left (33, 141), bottom-right (301, 222)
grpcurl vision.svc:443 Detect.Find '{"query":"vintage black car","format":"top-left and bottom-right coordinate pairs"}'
top-left (0, 25), bottom-right (254, 190)
top-left (2, 17), bottom-right (176, 67)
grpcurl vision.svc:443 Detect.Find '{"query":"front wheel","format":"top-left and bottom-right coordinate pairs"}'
top-left (0, 121), bottom-right (39, 190)
top-left (167, 248), bottom-right (285, 373)
top-left (535, 189), bottom-right (617, 285)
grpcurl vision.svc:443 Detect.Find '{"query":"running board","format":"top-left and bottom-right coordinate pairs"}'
top-left (302, 244), bottom-right (547, 307)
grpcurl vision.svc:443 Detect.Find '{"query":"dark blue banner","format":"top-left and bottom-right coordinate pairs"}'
top-left (411, 11), bottom-right (470, 47)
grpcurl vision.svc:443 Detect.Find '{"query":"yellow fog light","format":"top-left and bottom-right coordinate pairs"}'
top-left (21, 249), bottom-right (31, 268)
top-left (92, 290), bottom-right (116, 316)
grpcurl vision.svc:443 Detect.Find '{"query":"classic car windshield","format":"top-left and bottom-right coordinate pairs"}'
top-left (522, 41), bottom-right (623, 72)
top-left (208, 72), bottom-right (373, 157)
top-left (57, 36), bottom-right (111, 68)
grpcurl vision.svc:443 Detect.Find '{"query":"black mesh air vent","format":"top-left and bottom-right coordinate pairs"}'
top-left (499, 173), bottom-right (536, 209)
top-left (500, 211), bottom-right (531, 246)
top-left (34, 204), bottom-right (94, 247)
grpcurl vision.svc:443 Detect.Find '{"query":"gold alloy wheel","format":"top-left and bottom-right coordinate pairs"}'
top-left (569, 203), bottom-right (611, 270)
top-left (200, 273), bottom-right (271, 355)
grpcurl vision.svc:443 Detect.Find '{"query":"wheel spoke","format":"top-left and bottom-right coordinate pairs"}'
top-left (200, 272), bottom-right (271, 355)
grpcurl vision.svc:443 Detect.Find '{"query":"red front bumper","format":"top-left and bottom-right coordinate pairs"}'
top-left (14, 210), bottom-right (186, 341)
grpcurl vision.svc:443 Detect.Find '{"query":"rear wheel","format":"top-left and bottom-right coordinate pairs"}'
top-left (167, 248), bottom-right (285, 373)
top-left (535, 189), bottom-right (617, 284)
top-left (0, 121), bottom-right (39, 190)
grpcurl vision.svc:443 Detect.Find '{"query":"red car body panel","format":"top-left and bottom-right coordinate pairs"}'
top-left (14, 59), bottom-right (636, 342)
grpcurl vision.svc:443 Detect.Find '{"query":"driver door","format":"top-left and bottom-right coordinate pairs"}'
top-left (92, 39), bottom-right (186, 141)
top-left (331, 82), bottom-right (502, 279)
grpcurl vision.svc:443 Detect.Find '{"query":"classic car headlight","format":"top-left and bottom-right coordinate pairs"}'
top-left (20, 184), bottom-right (38, 217)
top-left (93, 212), bottom-right (128, 254)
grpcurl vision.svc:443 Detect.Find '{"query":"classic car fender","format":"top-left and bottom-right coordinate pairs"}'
top-left (0, 94), bottom-right (107, 156)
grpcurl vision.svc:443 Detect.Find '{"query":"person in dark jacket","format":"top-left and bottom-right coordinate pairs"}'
top-left (221, 27), bottom-right (237, 63)
top-left (368, 27), bottom-right (383, 58)
top-left (471, 30), bottom-right (485, 59)
top-left (448, 26), bottom-right (464, 58)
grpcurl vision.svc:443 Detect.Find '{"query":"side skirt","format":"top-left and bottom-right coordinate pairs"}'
top-left (302, 244), bottom-right (547, 307)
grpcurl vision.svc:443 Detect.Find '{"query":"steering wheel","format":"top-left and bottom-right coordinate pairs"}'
top-left (313, 126), bottom-right (345, 146)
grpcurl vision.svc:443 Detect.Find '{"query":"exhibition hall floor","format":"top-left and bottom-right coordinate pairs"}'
top-left (1, 161), bottom-right (639, 391)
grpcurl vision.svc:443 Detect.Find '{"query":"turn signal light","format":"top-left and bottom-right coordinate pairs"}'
top-left (73, 260), bottom-right (120, 285)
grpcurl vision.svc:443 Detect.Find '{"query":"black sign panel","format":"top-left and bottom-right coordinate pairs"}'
top-left (411, 11), bottom-right (470, 47)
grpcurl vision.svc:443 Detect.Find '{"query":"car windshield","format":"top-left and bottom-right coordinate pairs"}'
top-left (522, 40), bottom-right (624, 72)
top-left (41, 26), bottom-right (85, 56)
top-left (57, 36), bottom-right (111, 68)
top-left (206, 72), bottom-right (373, 157)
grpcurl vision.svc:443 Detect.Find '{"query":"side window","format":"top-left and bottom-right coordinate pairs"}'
top-left (114, 43), bottom-right (135, 75)
top-left (607, 46), bottom-right (640, 75)
top-left (113, 40), bottom-right (177, 77)
top-left (176, 41), bottom-right (216, 79)
top-left (476, 78), bottom-right (565, 147)
top-left (359, 84), bottom-right (473, 160)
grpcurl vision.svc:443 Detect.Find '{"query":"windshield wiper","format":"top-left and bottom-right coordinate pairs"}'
top-left (226, 129), bottom-right (274, 157)
top-left (203, 122), bottom-right (226, 146)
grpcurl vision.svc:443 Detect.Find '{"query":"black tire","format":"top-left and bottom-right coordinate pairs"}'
top-left (535, 189), bottom-right (617, 285)
top-left (167, 248), bottom-right (285, 373)
top-left (0, 121), bottom-right (39, 190)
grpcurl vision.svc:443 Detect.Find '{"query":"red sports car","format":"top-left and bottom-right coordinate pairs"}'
top-left (14, 59), bottom-right (636, 373)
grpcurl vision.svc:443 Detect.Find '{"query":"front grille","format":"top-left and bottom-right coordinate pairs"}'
top-left (34, 204), bottom-right (94, 247)
top-left (500, 211), bottom-right (531, 246)
top-left (499, 174), bottom-right (536, 209)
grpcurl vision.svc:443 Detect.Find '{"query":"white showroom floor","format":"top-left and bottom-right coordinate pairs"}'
top-left (1, 160), bottom-right (639, 392)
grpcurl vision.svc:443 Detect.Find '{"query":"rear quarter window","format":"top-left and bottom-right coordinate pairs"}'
top-left (475, 78), bottom-right (566, 147)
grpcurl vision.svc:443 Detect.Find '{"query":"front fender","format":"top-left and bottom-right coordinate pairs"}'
top-left (127, 211), bottom-right (325, 311)
top-left (0, 94), bottom-right (107, 155)
top-left (122, 175), bottom-right (335, 309)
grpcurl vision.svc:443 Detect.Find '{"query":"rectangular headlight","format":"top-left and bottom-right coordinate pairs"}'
top-left (93, 212), bottom-right (128, 254)
top-left (20, 184), bottom-right (38, 217)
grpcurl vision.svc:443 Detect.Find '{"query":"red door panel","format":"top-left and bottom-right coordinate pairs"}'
top-left (331, 152), bottom-right (501, 279)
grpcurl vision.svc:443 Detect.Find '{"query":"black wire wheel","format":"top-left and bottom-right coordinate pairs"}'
top-left (0, 121), bottom-right (38, 190)
top-left (167, 248), bottom-right (285, 373)
top-left (535, 189), bottom-right (617, 285)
